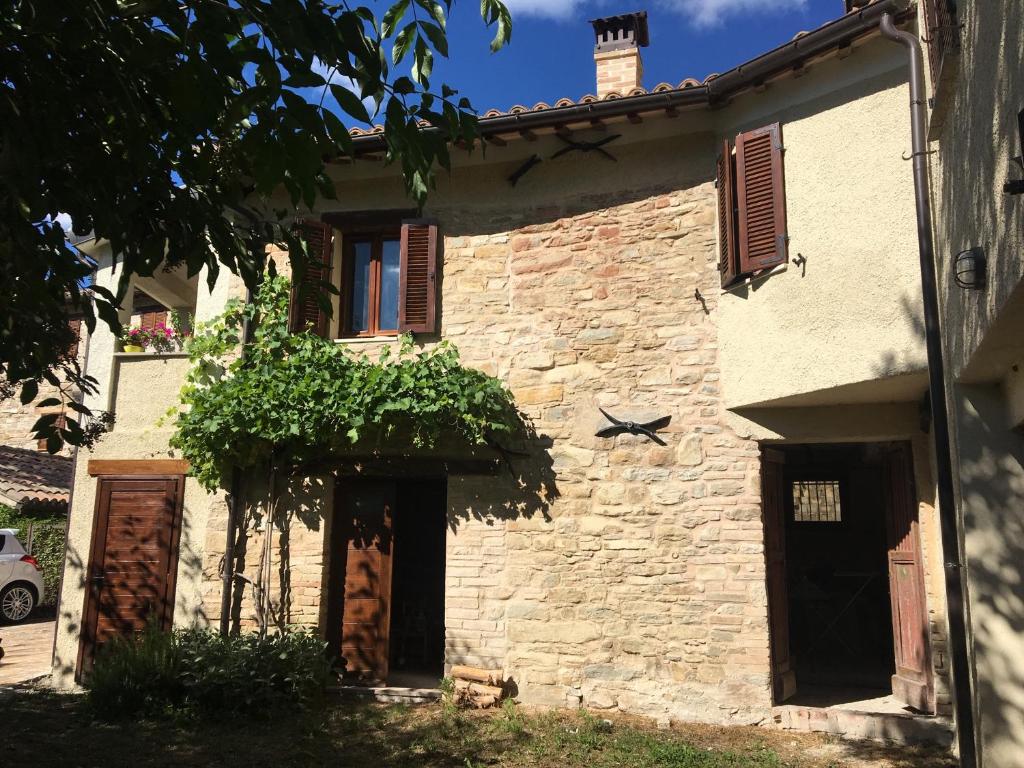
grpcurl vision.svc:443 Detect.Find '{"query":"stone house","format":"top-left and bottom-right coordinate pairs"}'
top-left (52, 0), bottom-right (974, 750)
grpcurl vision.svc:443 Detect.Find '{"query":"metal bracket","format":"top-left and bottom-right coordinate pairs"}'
top-left (921, 23), bottom-right (964, 44)
top-left (902, 149), bottom-right (937, 160)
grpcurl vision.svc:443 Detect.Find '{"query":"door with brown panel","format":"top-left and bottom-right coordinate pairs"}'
top-left (883, 444), bottom-right (934, 712)
top-left (329, 480), bottom-right (395, 683)
top-left (79, 476), bottom-right (184, 676)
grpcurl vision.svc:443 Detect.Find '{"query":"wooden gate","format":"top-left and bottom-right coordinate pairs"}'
top-left (762, 448), bottom-right (796, 703)
top-left (883, 444), bottom-right (934, 712)
top-left (78, 472), bottom-right (184, 675)
top-left (329, 480), bottom-right (395, 683)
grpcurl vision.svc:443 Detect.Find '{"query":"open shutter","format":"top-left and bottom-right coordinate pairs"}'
top-left (67, 317), bottom-right (82, 360)
top-left (717, 140), bottom-right (738, 288)
top-left (398, 220), bottom-right (438, 334)
top-left (290, 219), bottom-right (333, 338)
top-left (139, 310), bottom-right (167, 331)
top-left (762, 447), bottom-right (796, 703)
top-left (884, 444), bottom-right (935, 712)
top-left (736, 123), bottom-right (787, 274)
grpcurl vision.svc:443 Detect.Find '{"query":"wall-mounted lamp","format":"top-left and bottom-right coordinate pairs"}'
top-left (954, 247), bottom-right (986, 290)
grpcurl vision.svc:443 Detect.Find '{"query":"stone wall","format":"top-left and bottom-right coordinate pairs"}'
top-left (429, 179), bottom-right (771, 723)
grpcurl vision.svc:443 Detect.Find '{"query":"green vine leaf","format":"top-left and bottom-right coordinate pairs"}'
top-left (170, 276), bottom-right (523, 491)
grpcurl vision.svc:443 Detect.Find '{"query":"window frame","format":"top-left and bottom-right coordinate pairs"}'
top-left (338, 229), bottom-right (403, 339)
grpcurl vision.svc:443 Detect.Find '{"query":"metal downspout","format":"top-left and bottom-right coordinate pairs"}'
top-left (879, 13), bottom-right (977, 768)
top-left (219, 288), bottom-right (254, 635)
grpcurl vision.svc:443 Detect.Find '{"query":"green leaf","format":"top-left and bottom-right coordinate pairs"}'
top-left (392, 22), bottom-right (417, 66)
top-left (330, 84), bottom-right (371, 124)
top-left (381, 0), bottom-right (410, 38)
top-left (418, 21), bottom-right (448, 58)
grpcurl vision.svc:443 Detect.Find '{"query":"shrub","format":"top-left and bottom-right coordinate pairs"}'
top-left (0, 505), bottom-right (65, 607)
top-left (86, 623), bottom-right (330, 720)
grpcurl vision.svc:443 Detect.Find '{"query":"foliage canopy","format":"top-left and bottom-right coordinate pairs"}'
top-left (1, 0), bottom-right (511, 448)
top-left (171, 276), bottom-right (521, 490)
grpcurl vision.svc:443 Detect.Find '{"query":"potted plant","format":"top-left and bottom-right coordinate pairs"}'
top-left (121, 327), bottom-right (150, 353)
top-left (149, 322), bottom-right (177, 353)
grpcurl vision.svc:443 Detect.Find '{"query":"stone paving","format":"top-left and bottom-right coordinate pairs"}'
top-left (0, 619), bottom-right (54, 686)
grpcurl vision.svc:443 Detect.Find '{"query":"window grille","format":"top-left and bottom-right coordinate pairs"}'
top-left (792, 480), bottom-right (842, 522)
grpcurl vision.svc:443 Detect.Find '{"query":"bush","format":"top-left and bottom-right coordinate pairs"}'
top-left (86, 623), bottom-right (330, 720)
top-left (0, 505), bottom-right (65, 607)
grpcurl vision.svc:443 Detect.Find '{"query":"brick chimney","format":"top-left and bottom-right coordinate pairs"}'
top-left (590, 11), bottom-right (649, 98)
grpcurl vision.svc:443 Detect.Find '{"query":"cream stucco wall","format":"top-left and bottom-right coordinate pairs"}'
top-left (51, 261), bottom-right (235, 688)
top-left (717, 43), bottom-right (927, 410)
top-left (922, 2), bottom-right (1024, 765)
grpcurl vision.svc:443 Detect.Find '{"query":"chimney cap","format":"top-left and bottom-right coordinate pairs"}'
top-left (590, 11), bottom-right (650, 53)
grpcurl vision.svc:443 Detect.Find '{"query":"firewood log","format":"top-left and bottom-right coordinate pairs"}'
top-left (450, 665), bottom-right (504, 686)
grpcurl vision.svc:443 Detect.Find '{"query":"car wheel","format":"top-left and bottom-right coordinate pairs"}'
top-left (0, 584), bottom-right (35, 623)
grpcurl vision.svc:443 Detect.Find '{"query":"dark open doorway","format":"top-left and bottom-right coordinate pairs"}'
top-left (762, 442), bottom-right (933, 711)
top-left (326, 477), bottom-right (446, 688)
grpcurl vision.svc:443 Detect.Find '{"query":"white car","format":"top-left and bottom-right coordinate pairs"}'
top-left (0, 528), bottom-right (45, 623)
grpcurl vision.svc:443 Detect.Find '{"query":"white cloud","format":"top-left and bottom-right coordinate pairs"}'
top-left (501, 0), bottom-right (590, 19)
top-left (502, 0), bottom-right (808, 27)
top-left (54, 212), bottom-right (73, 233)
top-left (660, 0), bottom-right (808, 28)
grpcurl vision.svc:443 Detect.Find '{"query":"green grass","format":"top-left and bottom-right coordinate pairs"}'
top-left (0, 688), bottom-right (951, 768)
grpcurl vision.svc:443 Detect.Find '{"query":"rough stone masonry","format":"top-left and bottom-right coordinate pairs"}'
top-left (424, 178), bottom-right (768, 724)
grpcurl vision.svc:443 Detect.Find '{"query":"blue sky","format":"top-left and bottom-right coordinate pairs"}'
top-left (427, 0), bottom-right (843, 114)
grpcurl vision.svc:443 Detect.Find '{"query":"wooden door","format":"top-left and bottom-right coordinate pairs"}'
top-left (883, 444), bottom-right (934, 712)
top-left (762, 448), bottom-right (796, 702)
top-left (79, 476), bottom-right (184, 675)
top-left (331, 480), bottom-right (395, 683)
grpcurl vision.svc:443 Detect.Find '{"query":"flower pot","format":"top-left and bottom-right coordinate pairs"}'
top-left (123, 344), bottom-right (144, 353)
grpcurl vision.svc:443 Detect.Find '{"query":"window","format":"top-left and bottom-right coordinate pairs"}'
top-left (291, 218), bottom-right (439, 339)
top-left (343, 234), bottom-right (402, 336)
top-left (717, 122), bottom-right (788, 288)
top-left (792, 480), bottom-right (842, 523)
top-left (922, 0), bottom-right (960, 99)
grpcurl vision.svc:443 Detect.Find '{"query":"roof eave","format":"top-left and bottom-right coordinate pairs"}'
top-left (346, 0), bottom-right (911, 155)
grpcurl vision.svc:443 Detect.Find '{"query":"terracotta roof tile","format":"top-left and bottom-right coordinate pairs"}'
top-left (0, 445), bottom-right (73, 508)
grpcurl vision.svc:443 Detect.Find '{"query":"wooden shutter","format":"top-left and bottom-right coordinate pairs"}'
top-left (290, 219), bottom-right (333, 338)
top-left (736, 123), bottom-right (787, 274)
top-left (139, 309), bottom-right (167, 331)
top-left (398, 220), bottom-right (438, 334)
top-left (67, 317), bottom-right (82, 360)
top-left (883, 443), bottom-right (935, 712)
top-left (717, 140), bottom-right (738, 288)
top-left (762, 447), bottom-right (796, 703)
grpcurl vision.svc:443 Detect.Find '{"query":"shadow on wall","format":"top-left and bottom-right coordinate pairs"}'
top-left (224, 428), bottom-right (558, 634)
top-left (954, 384), bottom-right (1024, 762)
top-left (934, 8), bottom-right (1024, 374)
top-left (873, 292), bottom-right (928, 383)
top-left (52, 504), bottom-right (207, 682)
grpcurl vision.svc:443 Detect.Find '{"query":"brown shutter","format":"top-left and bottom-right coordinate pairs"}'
top-left (736, 123), bottom-right (787, 274)
top-left (139, 310), bottom-right (167, 331)
top-left (717, 140), bottom-right (738, 288)
top-left (67, 317), bottom-right (82, 360)
top-left (290, 219), bottom-right (333, 338)
top-left (398, 220), bottom-right (438, 334)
